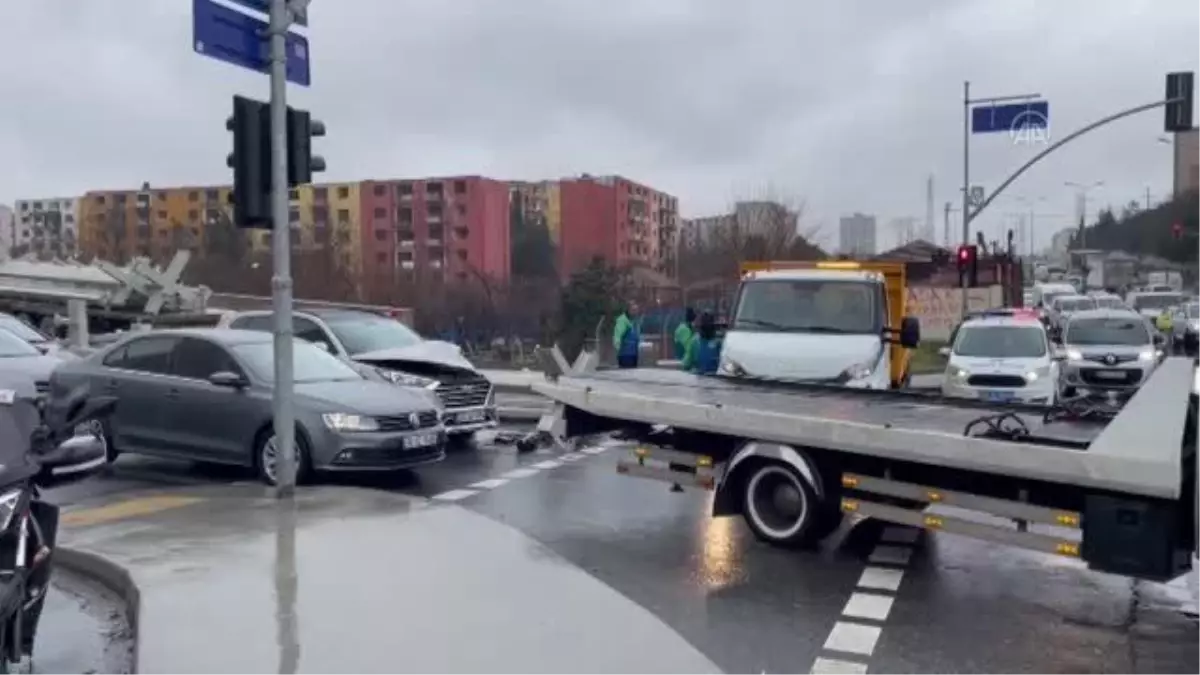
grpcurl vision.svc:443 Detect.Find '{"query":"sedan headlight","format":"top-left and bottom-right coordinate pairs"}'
top-left (946, 365), bottom-right (969, 381)
top-left (322, 413), bottom-right (380, 433)
top-left (0, 488), bottom-right (22, 531)
top-left (1066, 349), bottom-right (1083, 361)
top-left (376, 368), bottom-right (438, 390)
top-left (1138, 350), bottom-right (1157, 362)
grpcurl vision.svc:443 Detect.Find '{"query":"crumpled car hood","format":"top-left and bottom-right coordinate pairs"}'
top-left (352, 340), bottom-right (477, 372)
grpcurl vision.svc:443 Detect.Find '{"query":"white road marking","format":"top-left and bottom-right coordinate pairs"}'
top-left (580, 446), bottom-right (607, 454)
top-left (868, 544), bottom-right (913, 566)
top-left (879, 526), bottom-right (920, 545)
top-left (856, 566), bottom-right (905, 592)
top-left (822, 621), bottom-right (881, 656)
top-left (560, 452), bottom-right (586, 462)
top-left (842, 592), bottom-right (894, 622)
top-left (500, 468), bottom-right (540, 479)
top-left (469, 478), bottom-right (509, 490)
top-left (432, 489), bottom-right (477, 502)
top-left (810, 657), bottom-right (868, 674)
top-left (532, 460), bottom-right (562, 470)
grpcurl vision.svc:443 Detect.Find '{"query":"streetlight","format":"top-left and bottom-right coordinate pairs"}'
top-left (1064, 180), bottom-right (1104, 248)
top-left (1012, 195), bottom-right (1047, 257)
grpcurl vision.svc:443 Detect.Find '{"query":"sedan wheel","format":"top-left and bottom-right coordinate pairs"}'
top-left (256, 432), bottom-right (310, 486)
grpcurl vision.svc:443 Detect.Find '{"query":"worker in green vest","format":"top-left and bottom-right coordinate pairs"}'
top-left (673, 307), bottom-right (696, 360)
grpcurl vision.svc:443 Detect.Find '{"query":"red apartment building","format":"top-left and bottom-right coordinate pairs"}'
top-left (359, 176), bottom-right (511, 292)
top-left (558, 175), bottom-right (679, 280)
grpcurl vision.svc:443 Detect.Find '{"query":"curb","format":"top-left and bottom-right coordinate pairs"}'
top-left (496, 406), bottom-right (550, 423)
top-left (56, 546), bottom-right (141, 672)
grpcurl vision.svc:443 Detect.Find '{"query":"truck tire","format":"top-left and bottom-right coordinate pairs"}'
top-left (741, 461), bottom-right (836, 548)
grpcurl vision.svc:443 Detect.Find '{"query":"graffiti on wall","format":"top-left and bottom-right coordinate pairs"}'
top-left (905, 285), bottom-right (1003, 341)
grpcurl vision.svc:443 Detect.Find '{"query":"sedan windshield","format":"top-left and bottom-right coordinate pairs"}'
top-left (0, 315), bottom-right (50, 344)
top-left (1065, 317), bottom-right (1151, 346)
top-left (233, 341), bottom-right (363, 383)
top-left (733, 279), bottom-right (883, 334)
top-left (953, 325), bottom-right (1047, 358)
top-left (1055, 297), bottom-right (1097, 312)
top-left (0, 329), bottom-right (42, 358)
top-left (1133, 294), bottom-right (1184, 311)
top-left (325, 315), bottom-right (423, 356)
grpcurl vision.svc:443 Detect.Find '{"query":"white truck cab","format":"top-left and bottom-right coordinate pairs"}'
top-left (719, 262), bottom-right (920, 388)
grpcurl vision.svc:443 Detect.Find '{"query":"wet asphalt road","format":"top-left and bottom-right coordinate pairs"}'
top-left (46, 426), bottom-right (1198, 673)
top-left (39, 568), bottom-right (133, 674)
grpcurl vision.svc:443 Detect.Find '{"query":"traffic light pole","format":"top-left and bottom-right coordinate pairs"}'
top-left (960, 81), bottom-right (971, 319)
top-left (269, 0), bottom-right (297, 497)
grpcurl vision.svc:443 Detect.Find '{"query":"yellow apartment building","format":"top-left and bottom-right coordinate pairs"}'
top-left (248, 182), bottom-right (363, 279)
top-left (78, 183), bottom-right (234, 263)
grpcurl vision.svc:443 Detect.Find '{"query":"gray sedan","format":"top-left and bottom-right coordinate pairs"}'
top-left (48, 328), bottom-right (447, 485)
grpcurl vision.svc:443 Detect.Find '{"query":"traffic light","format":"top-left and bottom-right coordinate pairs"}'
top-left (1165, 72), bottom-right (1194, 133)
top-left (956, 244), bottom-right (979, 287)
top-left (226, 95), bottom-right (271, 229)
top-left (286, 107), bottom-right (326, 187)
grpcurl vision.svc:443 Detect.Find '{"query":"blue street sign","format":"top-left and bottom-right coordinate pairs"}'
top-left (192, 0), bottom-right (311, 87)
top-left (224, 0), bottom-right (308, 27)
top-left (971, 100), bottom-right (1049, 134)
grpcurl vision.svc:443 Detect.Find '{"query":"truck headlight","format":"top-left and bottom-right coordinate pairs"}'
top-left (1137, 350), bottom-right (1156, 362)
top-left (839, 361), bottom-right (874, 382)
top-left (376, 368), bottom-right (438, 390)
top-left (947, 365), bottom-right (969, 381)
top-left (1025, 365), bottom-right (1051, 382)
top-left (322, 413), bottom-right (380, 432)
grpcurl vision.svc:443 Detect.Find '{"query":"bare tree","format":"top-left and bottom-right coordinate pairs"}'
top-left (678, 187), bottom-right (825, 285)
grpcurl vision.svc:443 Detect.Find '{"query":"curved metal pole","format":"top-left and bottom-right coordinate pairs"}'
top-left (968, 98), bottom-right (1179, 224)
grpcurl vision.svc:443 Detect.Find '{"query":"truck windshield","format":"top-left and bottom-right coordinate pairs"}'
top-left (1133, 294), bottom-right (1183, 311)
top-left (1065, 318), bottom-right (1151, 346)
top-left (954, 325), bottom-right (1047, 358)
top-left (733, 279), bottom-right (883, 334)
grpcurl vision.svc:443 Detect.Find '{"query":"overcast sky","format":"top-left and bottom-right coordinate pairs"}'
top-left (2, 0), bottom-right (1197, 251)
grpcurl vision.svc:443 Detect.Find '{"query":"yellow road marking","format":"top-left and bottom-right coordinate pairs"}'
top-left (62, 495), bottom-right (205, 528)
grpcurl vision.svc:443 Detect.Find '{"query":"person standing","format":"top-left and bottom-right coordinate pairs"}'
top-left (612, 301), bottom-right (642, 368)
top-left (673, 307), bottom-right (696, 360)
top-left (682, 311), bottom-right (722, 374)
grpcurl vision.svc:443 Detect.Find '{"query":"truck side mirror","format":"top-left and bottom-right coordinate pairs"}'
top-left (898, 316), bottom-right (920, 349)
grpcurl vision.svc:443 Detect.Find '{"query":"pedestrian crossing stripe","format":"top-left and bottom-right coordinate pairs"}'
top-left (62, 495), bottom-right (205, 528)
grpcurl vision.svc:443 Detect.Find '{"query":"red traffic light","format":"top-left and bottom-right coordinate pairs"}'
top-left (956, 244), bottom-right (977, 263)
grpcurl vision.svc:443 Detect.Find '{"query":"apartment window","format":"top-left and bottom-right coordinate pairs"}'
top-left (157, 210), bottom-right (168, 219)
top-left (64, 214), bottom-right (74, 224)
top-left (93, 196), bottom-right (105, 206)
top-left (337, 209), bottom-right (350, 223)
top-left (288, 189), bottom-right (299, 201)
top-left (374, 229), bottom-right (388, 241)
top-left (115, 194), bottom-right (126, 205)
top-left (205, 208), bottom-right (222, 223)
top-left (453, 180), bottom-right (467, 195)
top-left (425, 182), bottom-right (444, 199)
top-left (397, 251), bottom-right (414, 262)
top-left (455, 203), bottom-right (466, 217)
top-left (205, 189), bottom-right (219, 201)
top-left (158, 230), bottom-right (169, 240)
top-left (314, 228), bottom-right (330, 244)
top-left (157, 192), bottom-right (168, 201)
top-left (376, 252), bottom-right (387, 263)
top-left (398, 207), bottom-right (413, 225)
top-left (314, 187), bottom-right (328, 201)
top-left (313, 206), bottom-right (329, 224)
top-left (428, 224), bottom-right (444, 240)
top-left (373, 207), bottom-right (386, 219)
top-left (289, 230), bottom-right (300, 246)
top-left (397, 183), bottom-right (413, 198)
top-left (373, 185), bottom-right (386, 197)
top-left (337, 186), bottom-right (349, 199)
top-left (188, 209), bottom-right (199, 221)
top-left (188, 191), bottom-right (199, 201)
top-left (190, 227), bottom-right (200, 239)
top-left (456, 249), bottom-right (468, 261)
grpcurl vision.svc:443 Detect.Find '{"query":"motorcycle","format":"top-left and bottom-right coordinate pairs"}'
top-left (0, 374), bottom-right (115, 673)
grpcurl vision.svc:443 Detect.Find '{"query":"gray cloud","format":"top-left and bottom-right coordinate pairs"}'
top-left (1, 0), bottom-right (1196, 251)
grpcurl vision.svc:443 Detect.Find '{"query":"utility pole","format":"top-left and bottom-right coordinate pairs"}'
top-left (1065, 180), bottom-right (1104, 250)
top-left (943, 201), bottom-right (953, 247)
top-left (961, 81), bottom-right (971, 315)
top-left (269, 0), bottom-right (297, 496)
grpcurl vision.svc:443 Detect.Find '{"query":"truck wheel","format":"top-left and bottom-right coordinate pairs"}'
top-left (741, 461), bottom-right (831, 548)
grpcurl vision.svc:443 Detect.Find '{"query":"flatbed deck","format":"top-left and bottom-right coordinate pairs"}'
top-left (532, 358), bottom-right (1195, 500)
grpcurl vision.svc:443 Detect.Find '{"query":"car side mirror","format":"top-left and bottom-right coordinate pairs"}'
top-left (1153, 333), bottom-right (1166, 346)
top-left (209, 371), bottom-right (247, 389)
top-left (937, 346), bottom-right (951, 357)
top-left (898, 316), bottom-right (921, 349)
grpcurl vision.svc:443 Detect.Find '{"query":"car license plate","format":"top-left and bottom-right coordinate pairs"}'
top-left (456, 410), bottom-right (486, 424)
top-left (403, 433), bottom-right (439, 450)
top-left (984, 390), bottom-right (1014, 402)
top-left (1093, 370), bottom-right (1126, 380)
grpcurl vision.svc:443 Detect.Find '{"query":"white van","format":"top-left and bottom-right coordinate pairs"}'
top-left (1030, 282), bottom-right (1078, 310)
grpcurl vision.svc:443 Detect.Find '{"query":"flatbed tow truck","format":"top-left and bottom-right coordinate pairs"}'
top-left (531, 348), bottom-right (1197, 582)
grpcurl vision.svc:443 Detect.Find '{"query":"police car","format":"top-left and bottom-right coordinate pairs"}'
top-left (940, 311), bottom-right (1058, 405)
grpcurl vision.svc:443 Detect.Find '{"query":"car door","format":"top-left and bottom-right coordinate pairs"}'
top-left (163, 337), bottom-right (260, 464)
top-left (99, 334), bottom-right (181, 457)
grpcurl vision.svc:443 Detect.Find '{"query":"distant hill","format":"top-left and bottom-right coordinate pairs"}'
top-left (1072, 190), bottom-right (1198, 266)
